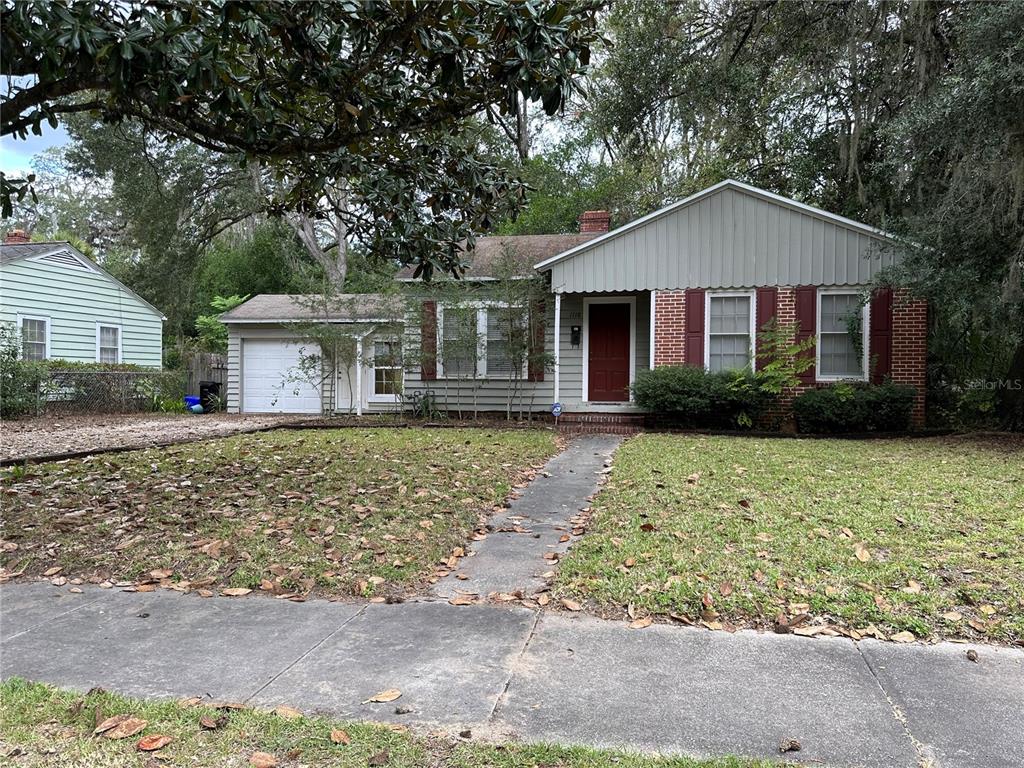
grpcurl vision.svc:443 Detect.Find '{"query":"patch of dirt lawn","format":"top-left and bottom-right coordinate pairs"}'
top-left (0, 678), bottom-right (776, 768)
top-left (0, 428), bottom-right (557, 599)
top-left (554, 433), bottom-right (1024, 644)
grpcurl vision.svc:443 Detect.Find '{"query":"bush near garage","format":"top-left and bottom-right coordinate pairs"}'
top-left (793, 381), bottom-right (917, 433)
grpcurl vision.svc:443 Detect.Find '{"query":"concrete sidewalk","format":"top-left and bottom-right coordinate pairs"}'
top-left (433, 434), bottom-right (621, 599)
top-left (1, 583), bottom-right (1021, 768)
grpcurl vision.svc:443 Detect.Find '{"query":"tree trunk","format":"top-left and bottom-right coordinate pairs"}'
top-left (998, 341), bottom-right (1024, 430)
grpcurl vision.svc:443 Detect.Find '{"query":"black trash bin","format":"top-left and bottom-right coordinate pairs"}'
top-left (199, 380), bottom-right (222, 413)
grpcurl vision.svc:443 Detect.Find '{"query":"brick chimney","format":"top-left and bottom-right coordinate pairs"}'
top-left (4, 229), bottom-right (30, 244)
top-left (579, 210), bottom-right (611, 234)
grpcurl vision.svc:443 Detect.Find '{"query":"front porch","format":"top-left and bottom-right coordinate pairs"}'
top-left (551, 291), bottom-right (654, 414)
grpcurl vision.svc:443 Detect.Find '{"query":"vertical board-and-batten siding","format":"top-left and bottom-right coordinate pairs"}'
top-left (547, 186), bottom-right (898, 294)
top-left (0, 256), bottom-right (163, 366)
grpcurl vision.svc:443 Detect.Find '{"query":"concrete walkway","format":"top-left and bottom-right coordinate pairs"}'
top-left (432, 434), bottom-right (621, 599)
top-left (1, 582), bottom-right (1021, 768)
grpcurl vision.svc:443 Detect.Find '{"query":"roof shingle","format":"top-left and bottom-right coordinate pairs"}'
top-left (219, 293), bottom-right (405, 323)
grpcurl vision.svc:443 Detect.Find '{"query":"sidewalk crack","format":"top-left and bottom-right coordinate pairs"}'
top-left (486, 608), bottom-right (542, 723)
top-left (2, 591), bottom-right (109, 642)
top-left (856, 642), bottom-right (938, 768)
top-left (244, 603), bottom-right (368, 704)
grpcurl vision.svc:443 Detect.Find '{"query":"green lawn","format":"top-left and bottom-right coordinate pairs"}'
top-left (0, 679), bottom-right (773, 768)
top-left (0, 428), bottom-right (556, 598)
top-left (555, 434), bottom-right (1024, 642)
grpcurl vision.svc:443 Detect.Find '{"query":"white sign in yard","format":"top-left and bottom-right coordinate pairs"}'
top-left (551, 402), bottom-right (562, 417)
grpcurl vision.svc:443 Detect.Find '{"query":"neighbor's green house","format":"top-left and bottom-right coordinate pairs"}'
top-left (0, 232), bottom-right (165, 367)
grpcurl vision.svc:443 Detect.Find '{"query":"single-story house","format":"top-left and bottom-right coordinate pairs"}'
top-left (0, 232), bottom-right (165, 366)
top-left (222, 180), bottom-right (926, 425)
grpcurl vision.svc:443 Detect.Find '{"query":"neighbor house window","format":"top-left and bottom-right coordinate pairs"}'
top-left (371, 339), bottom-right (403, 397)
top-left (20, 316), bottom-right (49, 361)
top-left (706, 293), bottom-right (754, 372)
top-left (97, 324), bottom-right (121, 364)
top-left (817, 291), bottom-right (867, 380)
top-left (438, 303), bottom-right (525, 379)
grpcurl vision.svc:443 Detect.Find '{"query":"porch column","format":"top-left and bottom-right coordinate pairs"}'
top-left (649, 290), bottom-right (656, 369)
top-left (553, 292), bottom-right (562, 404)
top-left (355, 336), bottom-right (363, 417)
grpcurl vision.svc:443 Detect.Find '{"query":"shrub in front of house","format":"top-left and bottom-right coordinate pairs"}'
top-left (632, 365), bottom-right (772, 429)
top-left (792, 381), bottom-right (917, 433)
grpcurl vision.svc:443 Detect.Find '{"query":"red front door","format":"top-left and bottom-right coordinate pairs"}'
top-left (588, 303), bottom-right (631, 401)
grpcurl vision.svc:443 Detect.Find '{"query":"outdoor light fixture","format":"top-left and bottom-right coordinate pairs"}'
top-left (570, 325), bottom-right (582, 348)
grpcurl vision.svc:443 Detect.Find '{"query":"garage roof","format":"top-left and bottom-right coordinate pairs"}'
top-left (220, 293), bottom-right (405, 324)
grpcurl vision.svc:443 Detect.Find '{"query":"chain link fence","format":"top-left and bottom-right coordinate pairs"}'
top-left (26, 369), bottom-right (187, 416)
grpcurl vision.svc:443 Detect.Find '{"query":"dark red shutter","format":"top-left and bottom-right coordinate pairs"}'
top-left (684, 289), bottom-right (705, 367)
top-left (755, 287), bottom-right (778, 370)
top-left (421, 300), bottom-right (437, 380)
top-left (869, 287), bottom-right (893, 383)
top-left (527, 299), bottom-right (545, 382)
top-left (795, 286), bottom-right (817, 383)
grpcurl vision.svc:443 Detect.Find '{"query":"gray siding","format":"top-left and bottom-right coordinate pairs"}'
top-left (228, 292), bottom-right (654, 414)
top-left (548, 186), bottom-right (900, 294)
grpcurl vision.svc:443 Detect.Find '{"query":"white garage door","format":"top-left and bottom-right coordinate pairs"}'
top-left (242, 339), bottom-right (321, 413)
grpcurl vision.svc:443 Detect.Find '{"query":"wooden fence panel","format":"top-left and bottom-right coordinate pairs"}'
top-left (185, 353), bottom-right (227, 395)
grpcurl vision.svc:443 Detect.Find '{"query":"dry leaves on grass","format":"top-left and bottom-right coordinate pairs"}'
top-left (628, 616), bottom-right (653, 629)
top-left (250, 751), bottom-right (277, 768)
top-left (274, 705), bottom-right (302, 720)
top-left (136, 734), bottom-right (172, 751)
top-left (94, 714), bottom-right (148, 739)
top-left (330, 729), bottom-right (351, 745)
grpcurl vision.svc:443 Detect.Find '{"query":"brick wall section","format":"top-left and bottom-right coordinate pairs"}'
top-left (891, 290), bottom-right (928, 427)
top-left (651, 285), bottom-right (927, 429)
top-left (653, 290), bottom-right (687, 365)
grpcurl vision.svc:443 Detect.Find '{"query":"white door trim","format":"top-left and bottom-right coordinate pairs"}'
top-left (581, 296), bottom-right (637, 403)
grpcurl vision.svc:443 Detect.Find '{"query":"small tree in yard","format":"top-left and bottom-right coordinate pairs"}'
top-left (751, 320), bottom-right (816, 394)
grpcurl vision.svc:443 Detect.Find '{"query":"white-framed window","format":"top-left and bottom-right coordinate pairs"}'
top-left (96, 323), bottom-right (122, 364)
top-left (817, 290), bottom-right (868, 381)
top-left (18, 314), bottom-right (49, 361)
top-left (370, 338), bottom-right (403, 400)
top-left (437, 302), bottom-right (526, 379)
top-left (705, 292), bottom-right (755, 373)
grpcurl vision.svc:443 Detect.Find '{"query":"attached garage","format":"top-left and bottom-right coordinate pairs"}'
top-left (221, 294), bottom-right (406, 416)
top-left (241, 338), bottom-right (321, 414)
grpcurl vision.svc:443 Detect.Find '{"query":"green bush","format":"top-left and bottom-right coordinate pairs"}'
top-left (0, 324), bottom-right (44, 418)
top-left (632, 365), bottom-right (772, 429)
top-left (792, 381), bottom-right (917, 433)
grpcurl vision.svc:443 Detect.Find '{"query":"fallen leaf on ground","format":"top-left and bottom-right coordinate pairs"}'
top-left (250, 752), bottom-right (277, 768)
top-left (368, 750), bottom-right (389, 766)
top-left (274, 705), bottom-right (302, 720)
top-left (222, 588), bottom-right (252, 597)
top-left (561, 598), bottom-right (582, 611)
top-left (942, 611), bottom-right (963, 621)
top-left (628, 616), bottom-right (653, 629)
top-left (779, 738), bottom-right (801, 753)
top-left (966, 649), bottom-right (979, 662)
top-left (199, 714), bottom-right (226, 730)
top-left (719, 582), bottom-right (733, 597)
top-left (891, 631), bottom-right (916, 643)
top-left (137, 734), bottom-right (172, 751)
top-left (330, 729), bottom-right (351, 745)
top-left (362, 689), bottom-right (401, 704)
top-left (103, 717), bottom-right (148, 739)
top-left (448, 595), bottom-right (475, 606)
top-left (854, 543), bottom-right (872, 562)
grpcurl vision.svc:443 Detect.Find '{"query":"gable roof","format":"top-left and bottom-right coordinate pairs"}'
top-left (396, 233), bottom-right (599, 281)
top-left (0, 241), bottom-right (167, 320)
top-left (534, 179), bottom-right (895, 272)
top-left (220, 293), bottom-right (405, 324)
top-left (534, 179), bottom-right (904, 293)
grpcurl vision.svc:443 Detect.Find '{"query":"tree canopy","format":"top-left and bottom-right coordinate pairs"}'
top-left (1, 0), bottom-right (600, 276)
